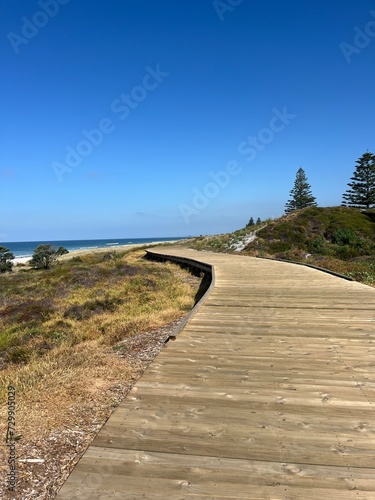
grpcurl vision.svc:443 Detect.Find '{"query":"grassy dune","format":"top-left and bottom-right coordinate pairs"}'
top-left (0, 249), bottom-right (196, 366)
top-left (182, 207), bottom-right (375, 287)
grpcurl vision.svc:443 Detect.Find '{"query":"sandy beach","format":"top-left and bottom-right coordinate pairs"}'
top-left (12, 240), bottom-right (179, 266)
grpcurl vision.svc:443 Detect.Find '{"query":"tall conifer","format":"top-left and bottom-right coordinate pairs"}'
top-left (342, 152), bottom-right (375, 209)
top-left (285, 167), bottom-right (317, 214)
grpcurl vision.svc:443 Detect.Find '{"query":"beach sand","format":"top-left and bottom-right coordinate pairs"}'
top-left (12, 240), bottom-right (178, 266)
top-left (13, 256), bottom-right (32, 265)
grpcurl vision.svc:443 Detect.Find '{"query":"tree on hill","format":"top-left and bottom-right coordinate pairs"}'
top-left (256, 217), bottom-right (261, 225)
top-left (285, 167), bottom-right (317, 214)
top-left (30, 244), bottom-right (68, 270)
top-left (342, 151), bottom-right (375, 209)
top-left (0, 247), bottom-right (14, 273)
top-left (246, 217), bottom-right (255, 227)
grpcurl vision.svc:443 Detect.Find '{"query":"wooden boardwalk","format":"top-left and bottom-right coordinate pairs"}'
top-left (57, 248), bottom-right (375, 499)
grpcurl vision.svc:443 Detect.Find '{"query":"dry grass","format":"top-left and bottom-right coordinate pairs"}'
top-left (0, 249), bottom-right (195, 364)
top-left (0, 249), bottom-right (202, 499)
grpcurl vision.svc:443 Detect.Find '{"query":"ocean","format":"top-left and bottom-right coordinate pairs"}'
top-left (2, 237), bottom-right (185, 259)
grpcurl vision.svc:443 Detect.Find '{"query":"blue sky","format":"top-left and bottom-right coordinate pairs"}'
top-left (1, 0), bottom-right (375, 241)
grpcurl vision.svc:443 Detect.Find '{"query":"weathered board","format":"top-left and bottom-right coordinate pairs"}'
top-left (56, 248), bottom-right (375, 499)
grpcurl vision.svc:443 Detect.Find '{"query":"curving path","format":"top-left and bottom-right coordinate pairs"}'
top-left (57, 247), bottom-right (375, 499)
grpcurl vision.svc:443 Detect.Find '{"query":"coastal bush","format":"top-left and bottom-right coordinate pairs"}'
top-left (258, 223), bottom-right (307, 248)
top-left (331, 228), bottom-right (358, 246)
top-left (268, 241), bottom-right (292, 253)
top-left (334, 244), bottom-right (359, 260)
top-left (0, 246), bottom-right (14, 273)
top-left (30, 244), bottom-right (69, 270)
top-left (308, 237), bottom-right (326, 254)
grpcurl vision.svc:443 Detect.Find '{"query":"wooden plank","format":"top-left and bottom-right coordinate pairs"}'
top-left (56, 449), bottom-right (375, 499)
top-left (56, 247), bottom-right (375, 499)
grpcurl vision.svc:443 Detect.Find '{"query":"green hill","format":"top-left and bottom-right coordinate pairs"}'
top-left (183, 206), bottom-right (375, 286)
top-left (245, 206), bottom-right (375, 259)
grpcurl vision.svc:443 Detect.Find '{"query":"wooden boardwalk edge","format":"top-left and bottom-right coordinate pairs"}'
top-left (144, 249), bottom-right (216, 340)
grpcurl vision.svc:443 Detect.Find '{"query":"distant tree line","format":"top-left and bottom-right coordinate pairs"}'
top-left (246, 217), bottom-right (262, 228)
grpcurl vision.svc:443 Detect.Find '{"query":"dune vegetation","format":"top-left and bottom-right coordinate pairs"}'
top-left (183, 206), bottom-right (375, 287)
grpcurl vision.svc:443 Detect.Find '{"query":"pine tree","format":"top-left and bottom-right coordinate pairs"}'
top-left (342, 151), bottom-right (375, 209)
top-left (284, 167), bottom-right (317, 214)
top-left (246, 217), bottom-right (255, 227)
top-left (256, 217), bottom-right (261, 225)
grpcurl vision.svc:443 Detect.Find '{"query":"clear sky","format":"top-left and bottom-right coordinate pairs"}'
top-left (1, 0), bottom-right (375, 241)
